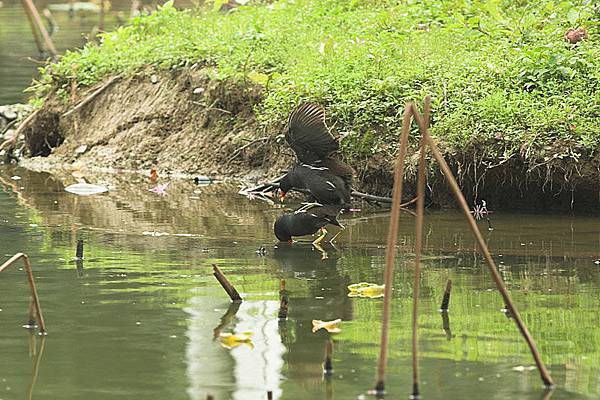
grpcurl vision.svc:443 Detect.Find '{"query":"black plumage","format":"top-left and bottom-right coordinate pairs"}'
top-left (280, 103), bottom-right (354, 208)
top-left (274, 204), bottom-right (342, 242)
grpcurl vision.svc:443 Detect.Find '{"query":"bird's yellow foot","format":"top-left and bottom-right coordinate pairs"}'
top-left (312, 227), bottom-right (328, 245)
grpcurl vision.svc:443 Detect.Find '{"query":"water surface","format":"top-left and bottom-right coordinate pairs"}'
top-left (0, 166), bottom-right (599, 399)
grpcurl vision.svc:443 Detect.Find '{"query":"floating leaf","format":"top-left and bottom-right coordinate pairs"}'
top-left (347, 282), bottom-right (385, 298)
top-left (312, 319), bottom-right (342, 333)
top-left (65, 183), bottom-right (108, 196)
top-left (219, 331), bottom-right (254, 349)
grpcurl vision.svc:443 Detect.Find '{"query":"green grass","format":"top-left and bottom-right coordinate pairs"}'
top-left (34, 0), bottom-right (600, 166)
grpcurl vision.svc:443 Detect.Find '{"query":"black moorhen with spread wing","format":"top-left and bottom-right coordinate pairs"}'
top-left (274, 203), bottom-right (343, 243)
top-left (279, 103), bottom-right (354, 208)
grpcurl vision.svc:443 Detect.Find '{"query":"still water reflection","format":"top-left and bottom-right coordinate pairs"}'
top-left (0, 165), bottom-right (599, 399)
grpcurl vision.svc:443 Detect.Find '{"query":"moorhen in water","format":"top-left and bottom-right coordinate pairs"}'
top-left (274, 203), bottom-right (344, 245)
top-left (279, 103), bottom-right (354, 209)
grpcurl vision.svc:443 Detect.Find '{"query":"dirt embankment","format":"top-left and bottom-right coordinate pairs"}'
top-left (20, 68), bottom-right (289, 180)
top-left (8, 67), bottom-right (600, 213)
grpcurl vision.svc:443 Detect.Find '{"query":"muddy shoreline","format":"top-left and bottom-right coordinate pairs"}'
top-left (2, 67), bottom-right (599, 213)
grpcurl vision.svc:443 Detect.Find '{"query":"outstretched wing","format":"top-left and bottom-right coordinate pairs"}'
top-left (285, 103), bottom-right (339, 164)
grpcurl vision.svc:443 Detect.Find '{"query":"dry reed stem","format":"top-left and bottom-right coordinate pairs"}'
top-left (374, 103), bottom-right (413, 393)
top-left (410, 96), bottom-right (431, 398)
top-left (21, 0), bottom-right (58, 58)
top-left (0, 253), bottom-right (47, 334)
top-left (212, 264), bottom-right (243, 302)
top-left (409, 103), bottom-right (554, 387)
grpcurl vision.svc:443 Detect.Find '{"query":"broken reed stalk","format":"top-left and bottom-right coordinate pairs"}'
top-left (410, 96), bottom-right (431, 399)
top-left (323, 339), bottom-right (334, 375)
top-left (21, 0), bottom-right (58, 58)
top-left (267, 391), bottom-right (273, 400)
top-left (76, 239), bottom-right (84, 260)
top-left (278, 279), bottom-right (289, 319)
top-left (212, 264), bottom-right (242, 302)
top-left (21, 0), bottom-right (44, 55)
top-left (0, 253), bottom-right (47, 334)
top-left (374, 104), bottom-right (413, 395)
top-left (409, 103), bottom-right (554, 387)
top-left (440, 279), bottom-right (453, 311)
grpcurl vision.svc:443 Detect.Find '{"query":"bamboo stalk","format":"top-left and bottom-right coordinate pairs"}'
top-left (410, 96), bottom-right (430, 398)
top-left (21, 0), bottom-right (58, 58)
top-left (0, 253), bottom-right (47, 334)
top-left (373, 104), bottom-right (413, 395)
top-left (409, 103), bottom-right (554, 387)
top-left (212, 264), bottom-right (242, 302)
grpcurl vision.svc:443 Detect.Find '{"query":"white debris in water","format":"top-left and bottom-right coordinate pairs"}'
top-left (512, 365), bottom-right (536, 372)
top-left (65, 183), bottom-right (108, 196)
top-left (10, 176), bottom-right (21, 180)
top-left (142, 231), bottom-right (170, 237)
top-left (136, 321), bottom-right (141, 326)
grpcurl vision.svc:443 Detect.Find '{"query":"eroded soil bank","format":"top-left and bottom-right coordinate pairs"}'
top-left (6, 67), bottom-right (600, 213)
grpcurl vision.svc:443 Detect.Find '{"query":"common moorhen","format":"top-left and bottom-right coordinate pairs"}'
top-left (279, 103), bottom-right (354, 208)
top-left (274, 203), bottom-right (344, 244)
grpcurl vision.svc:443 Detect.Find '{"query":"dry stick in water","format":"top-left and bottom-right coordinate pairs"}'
top-left (0, 253), bottom-right (47, 334)
top-left (278, 279), bottom-right (289, 319)
top-left (21, 0), bottom-right (58, 58)
top-left (440, 279), bottom-right (453, 311)
top-left (267, 391), bottom-right (273, 400)
top-left (212, 264), bottom-right (243, 302)
top-left (76, 239), bottom-right (84, 260)
top-left (374, 104), bottom-right (413, 395)
top-left (323, 339), bottom-right (334, 375)
top-left (409, 104), bottom-right (554, 387)
top-left (410, 96), bottom-right (431, 398)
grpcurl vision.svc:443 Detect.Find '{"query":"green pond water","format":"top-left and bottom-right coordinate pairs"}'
top-left (0, 0), bottom-right (131, 104)
top-left (0, 166), bottom-right (599, 399)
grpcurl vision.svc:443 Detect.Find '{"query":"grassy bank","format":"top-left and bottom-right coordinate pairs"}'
top-left (32, 0), bottom-right (600, 190)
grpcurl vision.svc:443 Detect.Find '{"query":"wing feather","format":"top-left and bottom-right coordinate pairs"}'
top-left (285, 103), bottom-right (339, 164)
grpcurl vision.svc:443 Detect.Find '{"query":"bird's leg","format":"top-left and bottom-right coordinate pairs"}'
top-left (313, 242), bottom-right (328, 260)
top-left (312, 227), bottom-right (328, 246)
top-left (328, 224), bottom-right (346, 243)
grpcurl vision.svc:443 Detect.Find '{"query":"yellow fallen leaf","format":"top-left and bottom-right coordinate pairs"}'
top-left (347, 282), bottom-right (385, 298)
top-left (219, 331), bottom-right (254, 349)
top-left (312, 319), bottom-right (342, 333)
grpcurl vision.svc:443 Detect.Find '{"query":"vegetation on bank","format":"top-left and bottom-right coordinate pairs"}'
top-left (33, 0), bottom-right (600, 169)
